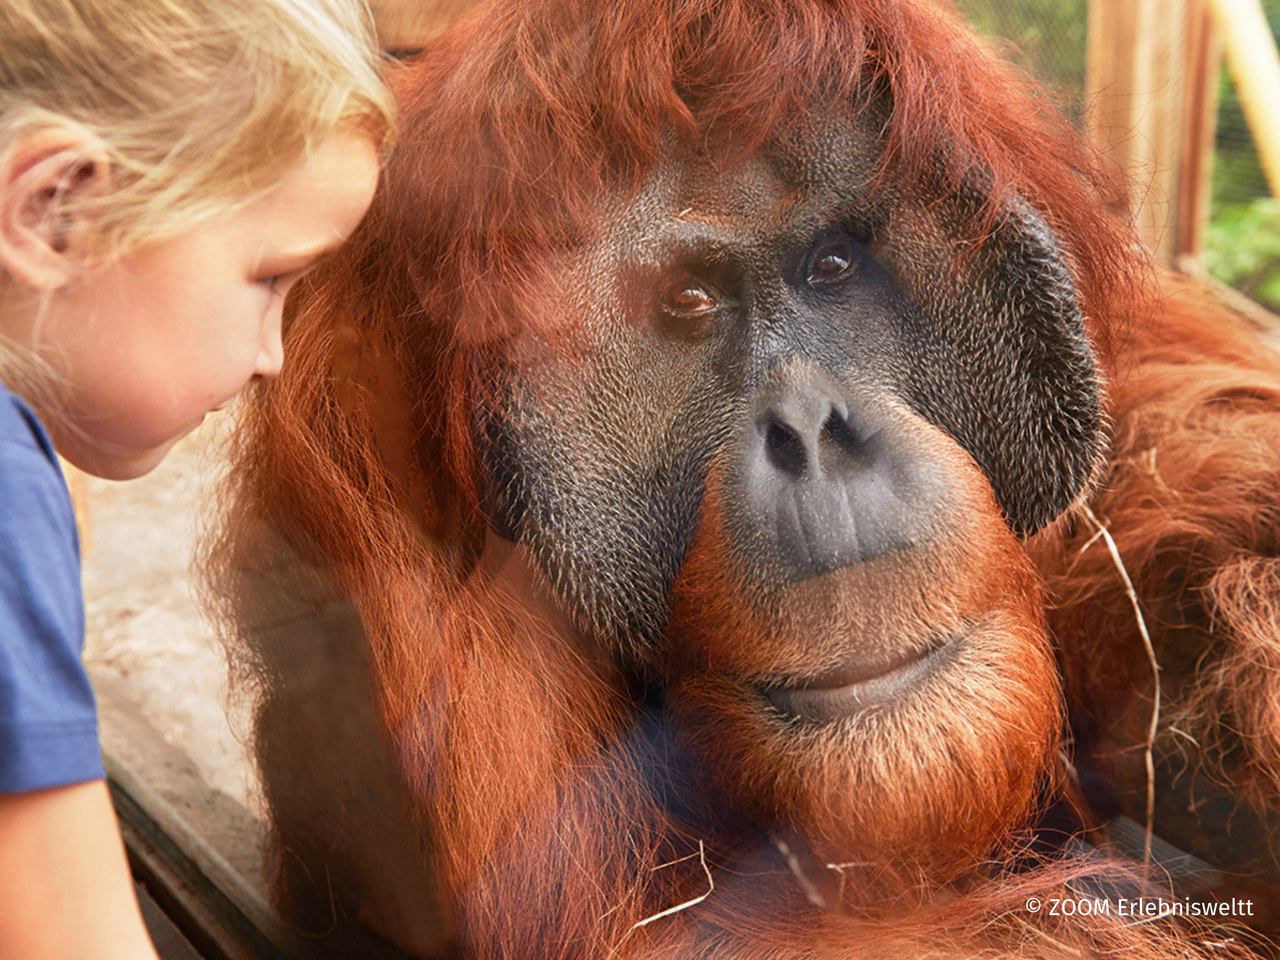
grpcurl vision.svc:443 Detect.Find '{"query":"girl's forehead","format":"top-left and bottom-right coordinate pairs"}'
top-left (235, 131), bottom-right (380, 259)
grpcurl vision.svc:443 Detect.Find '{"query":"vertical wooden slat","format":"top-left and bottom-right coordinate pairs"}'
top-left (1086, 0), bottom-right (1191, 264)
top-left (1177, 0), bottom-right (1224, 260)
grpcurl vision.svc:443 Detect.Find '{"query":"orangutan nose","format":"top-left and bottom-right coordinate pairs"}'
top-left (742, 366), bottom-right (947, 580)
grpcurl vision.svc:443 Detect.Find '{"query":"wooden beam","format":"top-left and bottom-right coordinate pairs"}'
top-left (1087, 0), bottom-right (1220, 264)
top-left (1208, 0), bottom-right (1280, 199)
top-left (1178, 0), bottom-right (1223, 259)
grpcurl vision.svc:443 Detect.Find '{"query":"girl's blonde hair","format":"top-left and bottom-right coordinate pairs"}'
top-left (0, 0), bottom-right (396, 252)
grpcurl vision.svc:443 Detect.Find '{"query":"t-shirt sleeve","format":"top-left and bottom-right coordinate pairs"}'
top-left (0, 423), bottom-right (104, 793)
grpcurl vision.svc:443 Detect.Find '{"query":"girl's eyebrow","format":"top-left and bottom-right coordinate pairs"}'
top-left (254, 243), bottom-right (341, 275)
top-left (280, 233), bottom-right (351, 261)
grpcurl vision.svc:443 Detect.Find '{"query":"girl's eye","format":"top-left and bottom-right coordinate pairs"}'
top-left (261, 275), bottom-right (281, 292)
top-left (808, 238), bottom-right (858, 285)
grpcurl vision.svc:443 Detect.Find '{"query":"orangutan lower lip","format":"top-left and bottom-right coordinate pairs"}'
top-left (766, 636), bottom-right (957, 722)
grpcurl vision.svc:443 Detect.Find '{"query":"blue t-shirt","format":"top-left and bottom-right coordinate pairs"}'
top-left (0, 383), bottom-right (104, 792)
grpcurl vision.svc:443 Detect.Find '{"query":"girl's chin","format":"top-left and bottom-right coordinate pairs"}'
top-left (57, 435), bottom-right (181, 481)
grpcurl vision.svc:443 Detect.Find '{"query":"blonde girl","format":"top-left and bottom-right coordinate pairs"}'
top-left (0, 0), bottom-right (394, 955)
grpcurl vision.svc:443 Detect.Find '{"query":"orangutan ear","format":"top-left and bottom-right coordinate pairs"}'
top-left (0, 128), bottom-right (111, 291)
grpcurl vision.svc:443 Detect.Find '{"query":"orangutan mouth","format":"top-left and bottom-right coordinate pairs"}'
top-left (765, 635), bottom-right (958, 722)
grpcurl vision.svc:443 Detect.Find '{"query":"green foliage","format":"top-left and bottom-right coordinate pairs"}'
top-left (1205, 198), bottom-right (1280, 311)
top-left (1212, 68), bottom-right (1269, 209)
top-left (1205, 0), bottom-right (1279, 310)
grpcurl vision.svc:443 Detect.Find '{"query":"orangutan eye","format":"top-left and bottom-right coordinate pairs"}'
top-left (661, 278), bottom-right (718, 317)
top-left (807, 237), bottom-right (858, 285)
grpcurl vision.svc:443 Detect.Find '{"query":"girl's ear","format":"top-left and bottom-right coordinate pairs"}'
top-left (0, 129), bottom-right (111, 291)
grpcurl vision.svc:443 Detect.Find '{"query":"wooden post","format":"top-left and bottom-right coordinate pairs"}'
top-left (1178, 0), bottom-right (1223, 259)
top-left (1208, 0), bottom-right (1280, 199)
top-left (1086, 0), bottom-right (1221, 264)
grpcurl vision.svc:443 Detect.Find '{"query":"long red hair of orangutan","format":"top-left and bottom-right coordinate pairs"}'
top-left (198, 1), bottom-right (1246, 958)
top-left (234, 0), bottom-right (1152, 735)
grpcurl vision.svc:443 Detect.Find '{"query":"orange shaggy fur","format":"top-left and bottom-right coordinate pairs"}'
top-left (205, 0), bottom-right (1280, 956)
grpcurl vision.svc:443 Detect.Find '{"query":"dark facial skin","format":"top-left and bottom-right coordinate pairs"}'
top-left (478, 122), bottom-right (1103, 668)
